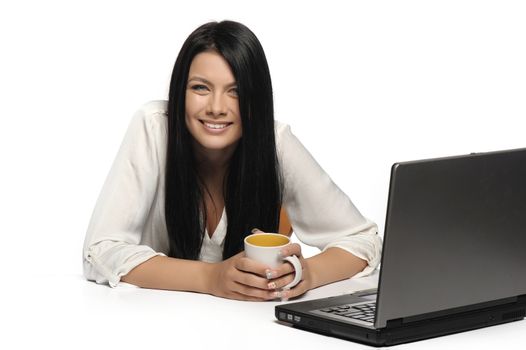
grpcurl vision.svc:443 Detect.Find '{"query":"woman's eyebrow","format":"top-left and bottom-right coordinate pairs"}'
top-left (187, 76), bottom-right (237, 87)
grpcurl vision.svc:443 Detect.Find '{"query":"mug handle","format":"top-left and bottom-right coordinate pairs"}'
top-left (282, 255), bottom-right (303, 290)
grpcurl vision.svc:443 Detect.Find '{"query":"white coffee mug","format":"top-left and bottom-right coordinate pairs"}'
top-left (244, 233), bottom-right (302, 290)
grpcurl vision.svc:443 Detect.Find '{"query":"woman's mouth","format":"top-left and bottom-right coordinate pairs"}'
top-left (199, 120), bottom-right (233, 132)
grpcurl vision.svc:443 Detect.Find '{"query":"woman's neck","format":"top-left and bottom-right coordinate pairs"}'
top-left (193, 140), bottom-right (238, 179)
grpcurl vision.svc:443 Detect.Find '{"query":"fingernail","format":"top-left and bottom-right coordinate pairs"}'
top-left (267, 282), bottom-right (277, 289)
top-left (265, 269), bottom-right (276, 279)
top-left (278, 250), bottom-right (285, 258)
top-left (273, 291), bottom-right (282, 298)
top-left (251, 228), bottom-right (262, 233)
top-left (281, 291), bottom-right (290, 302)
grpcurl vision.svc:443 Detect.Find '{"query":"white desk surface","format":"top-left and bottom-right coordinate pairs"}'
top-left (3, 271), bottom-right (524, 350)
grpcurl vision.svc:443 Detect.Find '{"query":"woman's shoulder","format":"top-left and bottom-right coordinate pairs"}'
top-left (137, 100), bottom-right (168, 121)
top-left (274, 120), bottom-right (295, 149)
top-left (274, 119), bottom-right (288, 132)
top-left (274, 119), bottom-right (292, 137)
top-left (130, 100), bottom-right (169, 134)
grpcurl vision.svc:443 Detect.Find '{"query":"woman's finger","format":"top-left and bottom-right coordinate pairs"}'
top-left (281, 280), bottom-right (308, 301)
top-left (280, 243), bottom-right (302, 258)
top-left (235, 268), bottom-right (273, 290)
top-left (270, 256), bottom-right (306, 279)
top-left (231, 281), bottom-right (278, 300)
top-left (235, 256), bottom-right (272, 278)
top-left (266, 272), bottom-right (295, 290)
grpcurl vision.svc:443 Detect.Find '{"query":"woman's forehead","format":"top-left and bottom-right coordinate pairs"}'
top-left (188, 51), bottom-right (236, 85)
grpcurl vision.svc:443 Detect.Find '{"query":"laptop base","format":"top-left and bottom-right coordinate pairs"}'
top-left (276, 295), bottom-right (526, 347)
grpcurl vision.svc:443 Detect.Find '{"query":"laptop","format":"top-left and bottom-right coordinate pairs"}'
top-left (276, 148), bottom-right (526, 346)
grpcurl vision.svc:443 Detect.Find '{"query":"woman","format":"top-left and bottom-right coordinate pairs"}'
top-left (83, 20), bottom-right (381, 301)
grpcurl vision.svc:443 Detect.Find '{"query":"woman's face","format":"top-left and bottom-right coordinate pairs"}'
top-left (185, 50), bottom-right (242, 156)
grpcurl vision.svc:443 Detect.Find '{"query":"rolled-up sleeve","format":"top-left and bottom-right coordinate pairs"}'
top-left (83, 103), bottom-right (166, 287)
top-left (277, 123), bottom-right (382, 278)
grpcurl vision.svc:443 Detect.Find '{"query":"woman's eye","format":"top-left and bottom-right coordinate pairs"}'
top-left (191, 84), bottom-right (209, 92)
top-left (229, 87), bottom-right (238, 96)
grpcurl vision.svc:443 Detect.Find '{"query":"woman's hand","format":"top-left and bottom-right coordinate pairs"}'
top-left (266, 243), bottom-right (313, 301)
top-left (207, 251), bottom-right (283, 301)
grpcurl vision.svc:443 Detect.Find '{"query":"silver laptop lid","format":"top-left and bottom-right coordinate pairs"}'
top-left (375, 148), bottom-right (526, 328)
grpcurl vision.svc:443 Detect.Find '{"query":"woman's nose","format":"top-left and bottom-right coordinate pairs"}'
top-left (206, 92), bottom-right (228, 116)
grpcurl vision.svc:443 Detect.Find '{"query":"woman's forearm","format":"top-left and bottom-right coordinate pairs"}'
top-left (120, 248), bottom-right (368, 295)
top-left (306, 247), bottom-right (368, 289)
top-left (121, 255), bottom-right (214, 293)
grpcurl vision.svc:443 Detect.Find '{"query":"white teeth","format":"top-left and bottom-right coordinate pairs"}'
top-left (204, 122), bottom-right (229, 129)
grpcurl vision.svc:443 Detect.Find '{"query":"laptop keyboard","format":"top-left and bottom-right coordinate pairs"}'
top-left (318, 301), bottom-right (376, 323)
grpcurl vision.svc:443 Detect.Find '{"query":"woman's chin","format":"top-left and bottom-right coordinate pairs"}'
top-left (193, 137), bottom-right (240, 154)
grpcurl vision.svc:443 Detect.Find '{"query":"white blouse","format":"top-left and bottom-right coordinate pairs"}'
top-left (83, 100), bottom-right (382, 287)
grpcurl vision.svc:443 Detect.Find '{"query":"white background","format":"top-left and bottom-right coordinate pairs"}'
top-left (0, 1), bottom-right (525, 348)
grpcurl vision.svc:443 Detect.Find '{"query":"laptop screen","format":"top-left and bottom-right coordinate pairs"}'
top-left (376, 148), bottom-right (526, 328)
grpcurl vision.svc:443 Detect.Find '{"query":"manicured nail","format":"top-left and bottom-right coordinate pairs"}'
top-left (251, 228), bottom-right (262, 233)
top-left (265, 269), bottom-right (275, 279)
top-left (267, 282), bottom-right (277, 289)
top-left (273, 291), bottom-right (282, 298)
top-left (281, 290), bottom-right (290, 302)
top-left (278, 250), bottom-right (285, 258)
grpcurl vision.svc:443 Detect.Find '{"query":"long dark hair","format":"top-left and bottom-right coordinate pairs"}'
top-left (165, 20), bottom-right (282, 260)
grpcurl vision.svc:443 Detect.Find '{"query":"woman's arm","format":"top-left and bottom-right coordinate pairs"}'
top-left (121, 252), bottom-right (286, 301)
top-left (121, 246), bottom-right (366, 299)
top-left (306, 247), bottom-right (368, 289)
top-left (121, 255), bottom-right (213, 293)
top-left (83, 103), bottom-right (167, 287)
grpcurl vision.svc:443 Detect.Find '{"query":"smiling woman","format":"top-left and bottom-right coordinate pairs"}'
top-left (164, 21), bottom-right (282, 264)
top-left (183, 52), bottom-right (243, 237)
top-left (185, 51), bottom-right (242, 153)
top-left (82, 20), bottom-right (382, 302)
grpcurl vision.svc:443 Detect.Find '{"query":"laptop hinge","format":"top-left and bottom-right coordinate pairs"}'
top-left (386, 296), bottom-right (520, 327)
